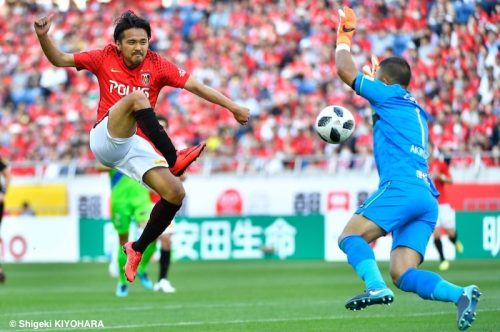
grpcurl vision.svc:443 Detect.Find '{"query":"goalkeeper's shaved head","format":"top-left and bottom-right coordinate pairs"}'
top-left (377, 57), bottom-right (411, 89)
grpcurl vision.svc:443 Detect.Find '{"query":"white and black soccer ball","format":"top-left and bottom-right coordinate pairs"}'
top-left (314, 105), bottom-right (356, 144)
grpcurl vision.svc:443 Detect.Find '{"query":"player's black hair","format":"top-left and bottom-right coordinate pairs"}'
top-left (378, 57), bottom-right (412, 88)
top-left (113, 10), bottom-right (151, 42)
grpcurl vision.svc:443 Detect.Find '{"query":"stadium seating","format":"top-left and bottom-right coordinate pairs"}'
top-left (0, 0), bottom-right (498, 173)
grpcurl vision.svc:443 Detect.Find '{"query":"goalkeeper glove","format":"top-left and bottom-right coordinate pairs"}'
top-left (337, 6), bottom-right (357, 48)
top-left (362, 55), bottom-right (380, 78)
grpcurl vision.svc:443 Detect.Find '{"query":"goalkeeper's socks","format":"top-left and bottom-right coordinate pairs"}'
top-left (134, 108), bottom-right (177, 166)
top-left (339, 235), bottom-right (386, 289)
top-left (355, 259), bottom-right (387, 290)
top-left (132, 199), bottom-right (180, 253)
top-left (397, 268), bottom-right (462, 303)
top-left (159, 249), bottom-right (171, 280)
top-left (117, 246), bottom-right (127, 285)
top-left (138, 242), bottom-right (157, 274)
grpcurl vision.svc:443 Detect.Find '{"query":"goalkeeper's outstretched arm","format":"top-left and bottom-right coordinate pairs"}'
top-left (335, 6), bottom-right (358, 88)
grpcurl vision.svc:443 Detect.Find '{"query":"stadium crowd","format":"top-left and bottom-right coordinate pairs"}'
top-left (0, 0), bottom-right (499, 173)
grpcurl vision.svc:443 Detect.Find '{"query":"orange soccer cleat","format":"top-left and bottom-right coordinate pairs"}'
top-left (169, 143), bottom-right (206, 176)
top-left (122, 242), bottom-right (143, 283)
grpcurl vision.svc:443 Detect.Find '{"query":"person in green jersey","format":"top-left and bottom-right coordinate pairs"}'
top-left (108, 168), bottom-right (157, 297)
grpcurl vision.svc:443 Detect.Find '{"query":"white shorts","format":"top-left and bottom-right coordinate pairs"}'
top-left (436, 203), bottom-right (456, 229)
top-left (90, 116), bottom-right (169, 183)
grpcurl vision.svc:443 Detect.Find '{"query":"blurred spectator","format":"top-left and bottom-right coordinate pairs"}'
top-left (0, 0), bottom-right (498, 172)
top-left (20, 201), bottom-right (35, 217)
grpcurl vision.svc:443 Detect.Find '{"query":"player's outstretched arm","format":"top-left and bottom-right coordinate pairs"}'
top-left (183, 76), bottom-right (250, 125)
top-left (335, 6), bottom-right (358, 88)
top-left (34, 14), bottom-right (75, 67)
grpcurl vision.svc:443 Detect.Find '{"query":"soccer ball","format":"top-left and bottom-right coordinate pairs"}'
top-left (314, 105), bottom-right (355, 144)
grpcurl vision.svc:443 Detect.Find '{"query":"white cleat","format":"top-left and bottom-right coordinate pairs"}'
top-left (154, 279), bottom-right (176, 293)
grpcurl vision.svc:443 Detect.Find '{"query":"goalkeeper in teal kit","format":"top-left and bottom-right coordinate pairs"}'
top-left (334, 6), bottom-right (480, 331)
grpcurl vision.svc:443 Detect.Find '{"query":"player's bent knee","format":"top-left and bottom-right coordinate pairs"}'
top-left (390, 265), bottom-right (414, 286)
top-left (172, 183), bottom-right (186, 201)
top-left (390, 268), bottom-right (402, 286)
top-left (128, 91), bottom-right (150, 110)
top-left (159, 183), bottom-right (185, 205)
top-left (390, 246), bottom-right (421, 285)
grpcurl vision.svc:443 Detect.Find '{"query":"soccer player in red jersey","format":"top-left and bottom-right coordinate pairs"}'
top-left (34, 11), bottom-right (249, 282)
top-left (428, 144), bottom-right (464, 271)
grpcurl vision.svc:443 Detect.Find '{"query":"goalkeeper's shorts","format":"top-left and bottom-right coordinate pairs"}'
top-left (355, 180), bottom-right (438, 260)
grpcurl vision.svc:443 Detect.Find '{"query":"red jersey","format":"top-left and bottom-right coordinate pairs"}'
top-left (428, 159), bottom-right (451, 204)
top-left (74, 44), bottom-right (190, 130)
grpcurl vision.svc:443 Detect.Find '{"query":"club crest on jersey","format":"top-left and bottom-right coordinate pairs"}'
top-left (141, 72), bottom-right (151, 86)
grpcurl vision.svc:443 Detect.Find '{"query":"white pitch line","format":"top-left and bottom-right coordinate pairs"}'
top-left (10, 308), bottom-right (500, 332)
top-left (1, 300), bottom-right (333, 317)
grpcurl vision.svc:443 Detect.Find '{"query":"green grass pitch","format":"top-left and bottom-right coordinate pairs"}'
top-left (0, 260), bottom-right (499, 331)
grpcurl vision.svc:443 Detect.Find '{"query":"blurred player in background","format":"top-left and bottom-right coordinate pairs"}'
top-left (34, 11), bottom-right (249, 283)
top-left (0, 157), bottom-right (11, 283)
top-left (335, 6), bottom-right (480, 331)
top-left (429, 144), bottom-right (464, 271)
top-left (103, 166), bottom-right (157, 297)
top-left (20, 201), bottom-right (36, 217)
top-left (154, 222), bottom-right (176, 293)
